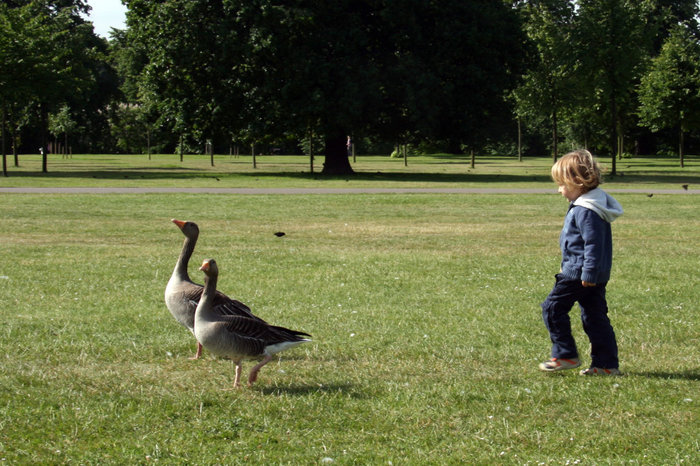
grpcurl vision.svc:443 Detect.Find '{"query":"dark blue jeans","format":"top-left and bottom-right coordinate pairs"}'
top-left (541, 274), bottom-right (619, 369)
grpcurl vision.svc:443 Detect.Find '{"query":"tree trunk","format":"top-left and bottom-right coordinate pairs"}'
top-left (1, 105), bottom-right (7, 177)
top-left (40, 103), bottom-right (48, 173)
top-left (322, 133), bottom-right (354, 175)
top-left (309, 130), bottom-right (314, 173)
top-left (517, 116), bottom-right (522, 162)
top-left (679, 125), bottom-right (685, 168)
top-left (12, 126), bottom-right (19, 167)
top-left (552, 106), bottom-right (558, 163)
top-left (609, 94), bottom-right (618, 176)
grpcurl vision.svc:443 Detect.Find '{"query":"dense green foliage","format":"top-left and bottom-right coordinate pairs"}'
top-left (639, 22), bottom-right (700, 167)
top-left (121, 0), bottom-right (524, 173)
top-left (0, 0), bottom-right (119, 175)
top-left (2, 0), bottom-right (700, 175)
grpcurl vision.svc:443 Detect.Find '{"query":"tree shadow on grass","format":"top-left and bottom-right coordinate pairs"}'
top-left (238, 170), bottom-right (699, 186)
top-left (5, 159), bottom-right (698, 186)
top-left (4, 166), bottom-right (215, 181)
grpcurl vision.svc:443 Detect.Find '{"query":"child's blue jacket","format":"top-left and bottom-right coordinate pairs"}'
top-left (559, 188), bottom-right (623, 284)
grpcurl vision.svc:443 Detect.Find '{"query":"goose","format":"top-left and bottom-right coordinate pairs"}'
top-left (195, 259), bottom-right (311, 388)
top-left (164, 219), bottom-right (264, 359)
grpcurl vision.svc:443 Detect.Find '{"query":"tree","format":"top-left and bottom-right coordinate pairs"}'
top-left (638, 23), bottom-right (700, 167)
top-left (574, 0), bottom-right (655, 175)
top-left (125, 0), bottom-right (249, 161)
top-left (124, 0), bottom-right (525, 175)
top-left (514, 0), bottom-right (576, 162)
top-left (1, 1), bottom-right (106, 172)
top-left (248, 0), bottom-right (525, 174)
top-left (48, 104), bottom-right (77, 156)
top-left (1, 2), bottom-right (37, 175)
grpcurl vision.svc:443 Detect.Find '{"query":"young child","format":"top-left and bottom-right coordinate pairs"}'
top-left (539, 149), bottom-right (624, 375)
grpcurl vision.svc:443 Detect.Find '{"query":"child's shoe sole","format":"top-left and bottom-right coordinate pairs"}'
top-left (580, 367), bottom-right (622, 376)
top-left (538, 358), bottom-right (581, 372)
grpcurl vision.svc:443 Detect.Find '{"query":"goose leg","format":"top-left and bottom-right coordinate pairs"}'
top-left (233, 361), bottom-right (243, 388)
top-left (248, 355), bottom-right (273, 386)
top-left (189, 342), bottom-right (203, 360)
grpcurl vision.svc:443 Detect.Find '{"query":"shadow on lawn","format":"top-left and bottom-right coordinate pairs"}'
top-left (237, 170), bottom-right (699, 186)
top-left (4, 166), bottom-right (213, 181)
top-left (634, 369), bottom-right (700, 381)
top-left (5, 161), bottom-right (698, 186)
top-left (259, 382), bottom-right (364, 397)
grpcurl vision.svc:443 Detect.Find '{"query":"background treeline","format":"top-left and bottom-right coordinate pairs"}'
top-left (1, 0), bottom-right (699, 175)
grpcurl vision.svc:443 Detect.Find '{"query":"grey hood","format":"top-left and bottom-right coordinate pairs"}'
top-left (574, 188), bottom-right (624, 223)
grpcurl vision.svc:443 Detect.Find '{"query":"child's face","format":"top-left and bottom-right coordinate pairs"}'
top-left (558, 184), bottom-right (583, 202)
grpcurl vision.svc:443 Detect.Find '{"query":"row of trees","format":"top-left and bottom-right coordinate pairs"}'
top-left (1, 0), bottom-right (699, 176)
top-left (515, 0), bottom-right (700, 172)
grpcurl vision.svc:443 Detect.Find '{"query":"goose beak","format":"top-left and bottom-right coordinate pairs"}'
top-left (199, 260), bottom-right (210, 272)
top-left (172, 219), bottom-right (186, 229)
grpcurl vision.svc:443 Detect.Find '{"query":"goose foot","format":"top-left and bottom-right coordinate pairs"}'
top-left (189, 342), bottom-right (203, 360)
top-left (248, 355), bottom-right (273, 386)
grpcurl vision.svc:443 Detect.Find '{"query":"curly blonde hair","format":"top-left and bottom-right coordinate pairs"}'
top-left (551, 149), bottom-right (602, 192)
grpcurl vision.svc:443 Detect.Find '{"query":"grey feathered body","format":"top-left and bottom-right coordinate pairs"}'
top-left (194, 261), bottom-right (311, 364)
top-left (165, 220), bottom-right (264, 337)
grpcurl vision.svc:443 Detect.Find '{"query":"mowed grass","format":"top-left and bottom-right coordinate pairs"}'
top-left (2, 152), bottom-right (699, 190)
top-left (0, 190), bottom-right (697, 464)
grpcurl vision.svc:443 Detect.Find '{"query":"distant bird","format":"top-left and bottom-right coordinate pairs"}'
top-left (165, 219), bottom-right (264, 359)
top-left (274, 232), bottom-right (286, 237)
top-left (647, 193), bottom-right (653, 198)
top-left (682, 184), bottom-right (688, 190)
top-left (195, 259), bottom-right (311, 387)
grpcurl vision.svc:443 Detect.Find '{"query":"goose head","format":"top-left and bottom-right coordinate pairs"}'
top-left (172, 218), bottom-right (199, 240)
top-left (199, 258), bottom-right (218, 277)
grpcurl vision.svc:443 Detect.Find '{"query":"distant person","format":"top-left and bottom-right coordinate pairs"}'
top-left (539, 149), bottom-right (624, 376)
top-left (346, 136), bottom-right (352, 157)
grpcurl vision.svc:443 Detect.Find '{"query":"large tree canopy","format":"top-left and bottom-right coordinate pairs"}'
top-left (1, 0), bottom-right (114, 174)
top-left (125, 0), bottom-right (525, 174)
top-left (638, 23), bottom-right (700, 167)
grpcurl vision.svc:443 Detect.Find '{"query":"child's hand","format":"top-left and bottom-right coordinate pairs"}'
top-left (582, 281), bottom-right (596, 287)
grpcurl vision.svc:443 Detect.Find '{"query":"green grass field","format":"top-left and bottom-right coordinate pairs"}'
top-left (0, 154), bottom-right (698, 463)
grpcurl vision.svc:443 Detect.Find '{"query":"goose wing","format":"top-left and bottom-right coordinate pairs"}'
top-left (220, 316), bottom-right (310, 344)
top-left (183, 280), bottom-right (265, 322)
top-left (212, 291), bottom-right (264, 322)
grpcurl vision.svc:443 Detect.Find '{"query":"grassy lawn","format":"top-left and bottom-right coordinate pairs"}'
top-left (0, 155), bottom-right (698, 463)
top-left (1, 152), bottom-right (698, 190)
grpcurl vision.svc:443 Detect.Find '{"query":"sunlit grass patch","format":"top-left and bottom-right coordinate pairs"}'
top-left (0, 192), bottom-right (697, 464)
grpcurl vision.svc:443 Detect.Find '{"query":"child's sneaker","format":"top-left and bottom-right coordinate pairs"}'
top-left (538, 357), bottom-right (581, 372)
top-left (579, 367), bottom-right (622, 376)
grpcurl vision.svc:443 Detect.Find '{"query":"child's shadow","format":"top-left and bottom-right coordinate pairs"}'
top-left (634, 369), bottom-right (700, 381)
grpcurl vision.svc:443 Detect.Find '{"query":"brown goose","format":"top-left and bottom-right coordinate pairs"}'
top-left (195, 259), bottom-right (311, 388)
top-left (164, 219), bottom-right (264, 359)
